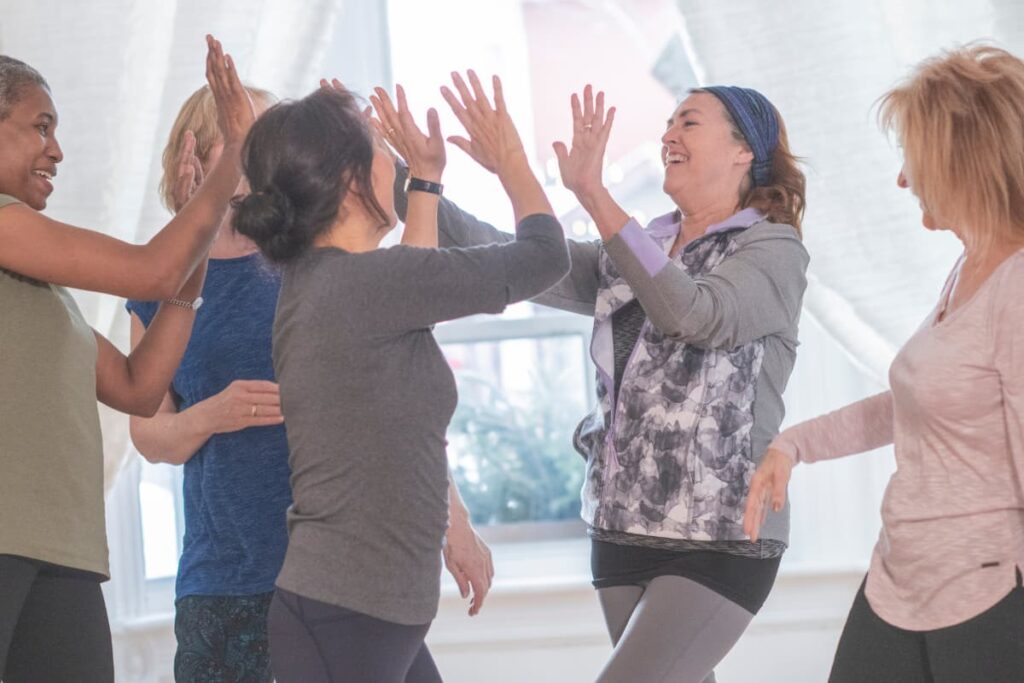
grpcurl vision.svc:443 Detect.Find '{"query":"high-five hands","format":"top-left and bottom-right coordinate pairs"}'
top-left (441, 70), bottom-right (528, 175)
top-left (370, 84), bottom-right (446, 182)
top-left (553, 84), bottom-right (616, 198)
top-left (204, 35), bottom-right (256, 148)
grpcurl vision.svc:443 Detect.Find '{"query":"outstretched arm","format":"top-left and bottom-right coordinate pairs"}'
top-left (0, 36), bottom-right (255, 301)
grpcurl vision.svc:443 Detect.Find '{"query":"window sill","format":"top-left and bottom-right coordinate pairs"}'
top-left (111, 537), bottom-right (868, 636)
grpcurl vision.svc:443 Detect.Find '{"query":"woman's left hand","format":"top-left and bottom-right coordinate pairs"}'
top-left (443, 514), bottom-right (494, 616)
top-left (171, 130), bottom-right (205, 213)
top-left (370, 84), bottom-right (445, 182)
top-left (441, 71), bottom-right (528, 176)
top-left (553, 84), bottom-right (616, 200)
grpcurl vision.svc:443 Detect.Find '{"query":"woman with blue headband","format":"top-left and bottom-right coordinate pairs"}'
top-left (392, 80), bottom-right (807, 681)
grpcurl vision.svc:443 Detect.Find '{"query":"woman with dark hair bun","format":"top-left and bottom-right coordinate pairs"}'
top-left (235, 74), bottom-right (569, 682)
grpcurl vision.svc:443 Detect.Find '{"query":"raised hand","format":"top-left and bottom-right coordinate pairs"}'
top-left (370, 84), bottom-right (445, 182)
top-left (553, 84), bottom-right (616, 198)
top-left (205, 35), bottom-right (256, 147)
top-left (441, 70), bottom-right (527, 175)
top-left (742, 448), bottom-right (796, 542)
top-left (171, 130), bottom-right (205, 213)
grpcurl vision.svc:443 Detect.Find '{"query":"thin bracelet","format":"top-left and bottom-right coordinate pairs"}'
top-left (165, 296), bottom-right (204, 311)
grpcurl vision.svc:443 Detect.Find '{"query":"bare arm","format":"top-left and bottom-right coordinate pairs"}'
top-left (126, 313), bottom-right (284, 462)
top-left (744, 390), bottom-right (894, 540)
top-left (444, 472), bottom-right (494, 616)
top-left (0, 36), bottom-right (254, 301)
top-left (441, 71), bottom-right (554, 224)
top-left (96, 263), bottom-right (208, 416)
top-left (369, 83), bottom-right (445, 248)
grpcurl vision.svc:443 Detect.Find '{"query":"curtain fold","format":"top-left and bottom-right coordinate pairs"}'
top-left (674, 0), bottom-right (1022, 383)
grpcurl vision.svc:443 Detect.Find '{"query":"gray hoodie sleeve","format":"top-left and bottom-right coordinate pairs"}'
top-left (394, 162), bottom-right (600, 316)
top-left (603, 220), bottom-right (809, 350)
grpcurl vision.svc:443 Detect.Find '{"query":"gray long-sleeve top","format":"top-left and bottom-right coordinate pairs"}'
top-left (272, 214), bottom-right (569, 625)
top-left (395, 167), bottom-right (809, 546)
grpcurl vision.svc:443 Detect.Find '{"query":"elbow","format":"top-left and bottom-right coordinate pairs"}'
top-left (540, 241), bottom-right (572, 289)
top-left (128, 419), bottom-right (162, 463)
top-left (126, 388), bottom-right (166, 419)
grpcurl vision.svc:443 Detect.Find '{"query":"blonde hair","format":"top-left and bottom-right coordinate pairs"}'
top-left (879, 44), bottom-right (1024, 248)
top-left (159, 84), bottom-right (275, 212)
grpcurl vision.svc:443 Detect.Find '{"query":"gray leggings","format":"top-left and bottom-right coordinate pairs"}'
top-left (595, 575), bottom-right (755, 683)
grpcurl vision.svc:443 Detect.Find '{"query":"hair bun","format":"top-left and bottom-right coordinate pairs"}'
top-left (232, 187), bottom-right (301, 262)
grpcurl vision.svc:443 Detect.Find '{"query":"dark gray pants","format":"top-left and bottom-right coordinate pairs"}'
top-left (596, 575), bottom-right (755, 683)
top-left (267, 587), bottom-right (442, 683)
top-left (0, 555), bottom-right (113, 683)
top-left (830, 575), bottom-right (1024, 683)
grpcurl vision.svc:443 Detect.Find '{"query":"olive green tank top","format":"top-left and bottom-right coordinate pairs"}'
top-left (0, 194), bottom-right (108, 577)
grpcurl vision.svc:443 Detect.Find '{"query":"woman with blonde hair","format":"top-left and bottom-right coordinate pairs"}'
top-left (410, 78), bottom-right (808, 681)
top-left (745, 44), bottom-right (1024, 682)
top-left (0, 37), bottom-right (252, 682)
top-left (128, 82), bottom-right (496, 682)
top-left (127, 83), bottom-right (286, 683)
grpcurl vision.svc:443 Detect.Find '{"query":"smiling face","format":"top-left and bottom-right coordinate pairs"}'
top-left (661, 92), bottom-right (753, 211)
top-left (0, 84), bottom-right (63, 210)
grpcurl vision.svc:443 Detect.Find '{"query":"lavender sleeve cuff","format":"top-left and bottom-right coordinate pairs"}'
top-left (612, 219), bottom-right (670, 278)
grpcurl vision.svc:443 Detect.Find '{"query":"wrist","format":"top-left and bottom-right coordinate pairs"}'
top-left (575, 185), bottom-right (611, 213)
top-left (448, 500), bottom-right (470, 528)
top-left (189, 399), bottom-right (219, 438)
top-left (408, 167), bottom-right (443, 184)
top-left (494, 151), bottom-right (532, 180)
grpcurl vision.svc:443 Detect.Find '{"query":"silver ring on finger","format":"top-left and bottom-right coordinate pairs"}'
top-left (583, 123), bottom-right (594, 131)
top-left (387, 127), bottom-right (396, 136)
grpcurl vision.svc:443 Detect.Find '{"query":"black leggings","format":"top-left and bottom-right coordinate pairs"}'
top-left (0, 554), bottom-right (113, 683)
top-left (267, 587), bottom-right (443, 683)
top-left (830, 575), bottom-right (1024, 683)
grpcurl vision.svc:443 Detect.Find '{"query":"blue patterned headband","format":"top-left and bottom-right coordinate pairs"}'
top-left (701, 85), bottom-right (779, 188)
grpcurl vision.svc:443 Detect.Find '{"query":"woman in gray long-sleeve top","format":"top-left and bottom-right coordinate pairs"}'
top-left (230, 74), bottom-right (568, 683)
top-left (395, 85), bottom-right (808, 682)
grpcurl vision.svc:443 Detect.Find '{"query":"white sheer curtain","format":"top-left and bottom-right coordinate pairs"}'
top-left (673, 0), bottom-right (1024, 381)
top-left (0, 0), bottom-right (352, 491)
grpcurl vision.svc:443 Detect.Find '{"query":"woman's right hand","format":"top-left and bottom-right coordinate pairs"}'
top-left (196, 379), bottom-right (284, 435)
top-left (370, 84), bottom-right (445, 182)
top-left (205, 35), bottom-right (256, 148)
top-left (743, 447), bottom-right (796, 542)
top-left (441, 71), bottom-right (528, 176)
top-left (553, 84), bottom-right (616, 199)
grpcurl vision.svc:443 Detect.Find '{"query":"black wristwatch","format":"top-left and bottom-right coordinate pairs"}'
top-left (405, 176), bottom-right (444, 196)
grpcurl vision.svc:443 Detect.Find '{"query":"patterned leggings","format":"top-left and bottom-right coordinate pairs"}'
top-left (174, 592), bottom-right (274, 683)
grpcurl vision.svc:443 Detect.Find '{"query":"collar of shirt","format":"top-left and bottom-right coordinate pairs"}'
top-left (645, 207), bottom-right (764, 241)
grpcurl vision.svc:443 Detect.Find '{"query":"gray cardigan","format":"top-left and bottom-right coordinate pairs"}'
top-left (395, 167), bottom-right (808, 547)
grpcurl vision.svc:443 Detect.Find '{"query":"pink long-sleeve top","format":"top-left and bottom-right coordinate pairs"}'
top-left (771, 249), bottom-right (1024, 631)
